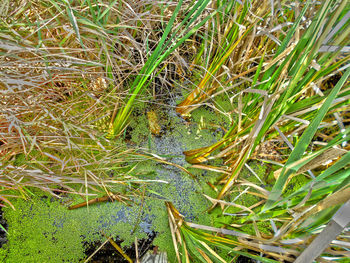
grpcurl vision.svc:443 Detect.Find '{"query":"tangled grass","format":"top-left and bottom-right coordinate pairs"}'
top-left (0, 0), bottom-right (349, 262)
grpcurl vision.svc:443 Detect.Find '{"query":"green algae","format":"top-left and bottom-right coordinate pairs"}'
top-left (282, 173), bottom-right (310, 197)
top-left (1, 188), bottom-right (158, 261)
top-left (1, 98), bottom-right (271, 262)
top-left (190, 103), bottom-right (229, 132)
top-left (0, 175), bottom-right (209, 262)
top-left (1, 170), bottom-right (243, 263)
top-left (1, 195), bottom-right (86, 263)
top-left (128, 110), bottom-right (150, 144)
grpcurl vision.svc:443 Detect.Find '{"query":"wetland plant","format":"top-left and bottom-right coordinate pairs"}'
top-left (0, 0), bottom-right (349, 262)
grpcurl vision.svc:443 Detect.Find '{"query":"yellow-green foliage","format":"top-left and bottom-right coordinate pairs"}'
top-left (338, 258), bottom-right (350, 263)
top-left (1, 160), bottom-right (211, 263)
top-left (208, 162), bottom-right (272, 235)
top-left (283, 173), bottom-right (310, 196)
top-left (0, 99), bottom-right (242, 262)
top-left (0, 182), bottom-right (210, 262)
top-left (2, 196), bottom-right (85, 263)
top-left (191, 104), bottom-right (229, 131)
top-left (129, 111), bottom-right (150, 144)
top-left (2, 192), bottom-right (153, 262)
top-left (0, 189), bottom-right (152, 262)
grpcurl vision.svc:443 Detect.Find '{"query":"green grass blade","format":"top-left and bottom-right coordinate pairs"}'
top-left (64, 0), bottom-right (84, 49)
top-left (264, 66), bottom-right (350, 210)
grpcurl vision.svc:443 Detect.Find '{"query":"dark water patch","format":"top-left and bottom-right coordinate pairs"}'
top-left (236, 255), bottom-right (257, 263)
top-left (0, 207), bottom-right (8, 248)
top-left (84, 231), bottom-right (156, 262)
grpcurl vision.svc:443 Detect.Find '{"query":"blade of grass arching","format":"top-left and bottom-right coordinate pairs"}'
top-left (162, 2), bottom-right (216, 57)
top-left (63, 0), bottom-right (85, 49)
top-left (305, 151), bottom-right (350, 184)
top-left (0, 223), bottom-right (8, 235)
top-left (96, 0), bottom-right (118, 23)
top-left (296, 204), bottom-right (340, 233)
top-left (0, 195), bottom-right (15, 210)
top-left (181, 231), bottom-right (210, 263)
top-left (166, 0), bottom-right (210, 43)
top-left (333, 170), bottom-right (350, 193)
top-left (287, 182), bottom-right (347, 211)
top-left (273, 129), bottom-right (350, 179)
top-left (85, 0), bottom-right (97, 21)
top-left (251, 51), bottom-right (266, 87)
top-left (264, 66), bottom-right (350, 211)
top-left (281, 154), bottom-right (350, 207)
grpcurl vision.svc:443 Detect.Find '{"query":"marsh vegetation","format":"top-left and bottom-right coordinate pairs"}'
top-left (0, 0), bottom-right (349, 262)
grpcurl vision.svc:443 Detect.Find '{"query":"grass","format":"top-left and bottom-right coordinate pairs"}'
top-left (0, 0), bottom-right (349, 262)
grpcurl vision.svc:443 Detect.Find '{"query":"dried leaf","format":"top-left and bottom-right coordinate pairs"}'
top-left (147, 111), bottom-right (161, 136)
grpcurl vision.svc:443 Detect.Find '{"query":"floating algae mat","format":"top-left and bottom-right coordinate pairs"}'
top-left (0, 97), bottom-right (317, 262)
top-left (0, 98), bottom-right (234, 262)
